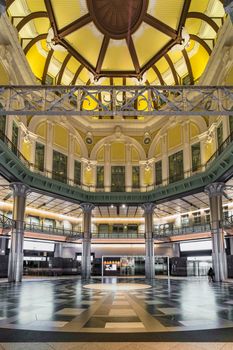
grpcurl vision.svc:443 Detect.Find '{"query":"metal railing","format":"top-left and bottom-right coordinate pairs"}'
top-left (24, 222), bottom-right (83, 239)
top-left (153, 223), bottom-right (211, 238)
top-left (92, 232), bottom-right (145, 239)
top-left (206, 130), bottom-right (233, 168)
top-left (0, 85), bottom-right (232, 116)
top-left (1, 128), bottom-right (233, 194)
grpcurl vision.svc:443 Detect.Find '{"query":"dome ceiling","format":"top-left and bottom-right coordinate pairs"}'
top-left (7, 0), bottom-right (225, 86)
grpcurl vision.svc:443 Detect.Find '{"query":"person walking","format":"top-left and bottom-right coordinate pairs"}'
top-left (207, 267), bottom-right (215, 282)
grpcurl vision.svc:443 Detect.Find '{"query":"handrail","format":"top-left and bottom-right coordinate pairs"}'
top-left (1, 129), bottom-right (232, 193)
top-left (153, 223), bottom-right (211, 237)
top-left (206, 130), bottom-right (233, 167)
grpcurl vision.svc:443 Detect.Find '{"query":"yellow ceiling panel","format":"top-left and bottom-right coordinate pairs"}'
top-left (32, 18), bottom-right (50, 35)
top-left (41, 39), bottom-right (49, 53)
top-left (190, 44), bottom-right (209, 81)
top-left (168, 51), bottom-right (183, 64)
top-left (66, 24), bottom-right (103, 67)
top-left (26, 42), bottom-right (46, 80)
top-left (189, 0), bottom-right (209, 13)
top-left (155, 57), bottom-right (169, 75)
top-left (78, 67), bottom-right (90, 83)
top-left (66, 57), bottom-right (81, 75)
top-left (26, 0), bottom-right (46, 12)
top-left (147, 0), bottom-right (185, 30)
top-left (133, 24), bottom-right (170, 67)
top-left (186, 40), bottom-right (195, 53)
top-left (113, 78), bottom-right (123, 86)
top-left (53, 51), bottom-right (68, 63)
top-left (146, 68), bottom-right (158, 84)
top-left (51, 0), bottom-right (87, 30)
top-left (185, 18), bottom-right (202, 36)
top-left (102, 40), bottom-right (135, 71)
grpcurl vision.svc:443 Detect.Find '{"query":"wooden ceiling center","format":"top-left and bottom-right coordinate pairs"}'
top-left (87, 0), bottom-right (148, 39)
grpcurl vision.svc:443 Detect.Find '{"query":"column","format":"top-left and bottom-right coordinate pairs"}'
top-left (80, 203), bottom-right (95, 279)
top-left (8, 183), bottom-right (30, 282)
top-left (205, 182), bottom-right (227, 282)
top-left (182, 121), bottom-right (191, 177)
top-left (125, 143), bottom-right (132, 192)
top-left (45, 120), bottom-right (53, 176)
top-left (142, 203), bottom-right (156, 279)
top-left (68, 133), bottom-right (75, 184)
top-left (5, 116), bottom-right (13, 141)
top-left (104, 143), bottom-right (111, 192)
top-left (222, 117), bottom-right (230, 141)
top-left (173, 243), bottom-right (180, 257)
top-left (161, 134), bottom-right (168, 185)
top-left (54, 243), bottom-right (63, 258)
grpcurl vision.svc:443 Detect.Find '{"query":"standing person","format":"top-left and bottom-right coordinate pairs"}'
top-left (207, 267), bottom-right (215, 282)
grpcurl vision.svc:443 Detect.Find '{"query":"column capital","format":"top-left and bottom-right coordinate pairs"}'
top-left (204, 182), bottom-right (226, 198)
top-left (10, 183), bottom-right (31, 197)
top-left (80, 203), bottom-right (95, 213)
top-left (141, 202), bottom-right (156, 214)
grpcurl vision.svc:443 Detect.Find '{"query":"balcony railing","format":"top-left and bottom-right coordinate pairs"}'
top-left (153, 223), bottom-right (211, 238)
top-left (1, 128), bottom-right (233, 194)
top-left (24, 223), bottom-right (83, 239)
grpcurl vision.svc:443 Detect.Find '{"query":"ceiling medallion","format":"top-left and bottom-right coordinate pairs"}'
top-left (87, 0), bottom-right (149, 39)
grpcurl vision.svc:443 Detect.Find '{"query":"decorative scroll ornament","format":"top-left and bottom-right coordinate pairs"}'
top-left (46, 28), bottom-right (67, 52)
top-left (171, 27), bottom-right (190, 52)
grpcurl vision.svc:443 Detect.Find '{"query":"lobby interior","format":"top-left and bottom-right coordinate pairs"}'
top-left (0, 0), bottom-right (233, 348)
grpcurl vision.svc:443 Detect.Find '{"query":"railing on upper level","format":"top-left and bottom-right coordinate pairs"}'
top-left (24, 222), bottom-right (83, 239)
top-left (0, 215), bottom-right (83, 239)
top-left (153, 223), bottom-right (211, 238)
top-left (92, 231), bottom-right (145, 239)
top-left (0, 85), bottom-right (232, 116)
top-left (206, 130), bottom-right (233, 168)
top-left (1, 128), bottom-right (233, 193)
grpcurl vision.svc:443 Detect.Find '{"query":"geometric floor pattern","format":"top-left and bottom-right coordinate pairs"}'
top-left (1, 277), bottom-right (233, 335)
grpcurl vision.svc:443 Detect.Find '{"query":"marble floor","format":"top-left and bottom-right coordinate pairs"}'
top-left (0, 277), bottom-right (233, 343)
top-left (0, 343), bottom-right (233, 349)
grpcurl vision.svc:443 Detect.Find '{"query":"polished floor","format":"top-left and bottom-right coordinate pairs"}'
top-left (1, 277), bottom-right (233, 343)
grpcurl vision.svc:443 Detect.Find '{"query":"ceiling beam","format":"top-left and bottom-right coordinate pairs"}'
top-left (182, 49), bottom-right (194, 85)
top-left (24, 33), bottom-right (47, 55)
top-left (96, 35), bottom-right (110, 74)
top-left (16, 12), bottom-right (48, 32)
top-left (58, 14), bottom-right (92, 39)
top-left (60, 39), bottom-right (96, 76)
top-left (141, 39), bottom-right (177, 76)
top-left (71, 65), bottom-right (84, 85)
top-left (186, 12), bottom-right (219, 32)
top-left (126, 36), bottom-right (141, 74)
top-left (152, 65), bottom-right (165, 85)
top-left (144, 13), bottom-right (178, 39)
top-left (42, 49), bottom-right (54, 85)
top-left (178, 0), bottom-right (192, 35)
top-left (44, 0), bottom-right (58, 37)
top-left (164, 53), bottom-right (179, 85)
top-left (57, 53), bottom-right (72, 85)
top-left (190, 34), bottom-right (212, 55)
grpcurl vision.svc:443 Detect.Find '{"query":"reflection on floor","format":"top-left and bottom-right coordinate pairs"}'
top-left (0, 343), bottom-right (232, 350)
top-left (0, 277), bottom-right (233, 338)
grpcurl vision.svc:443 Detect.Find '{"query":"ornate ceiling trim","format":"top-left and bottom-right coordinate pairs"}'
top-left (86, 0), bottom-right (149, 40)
